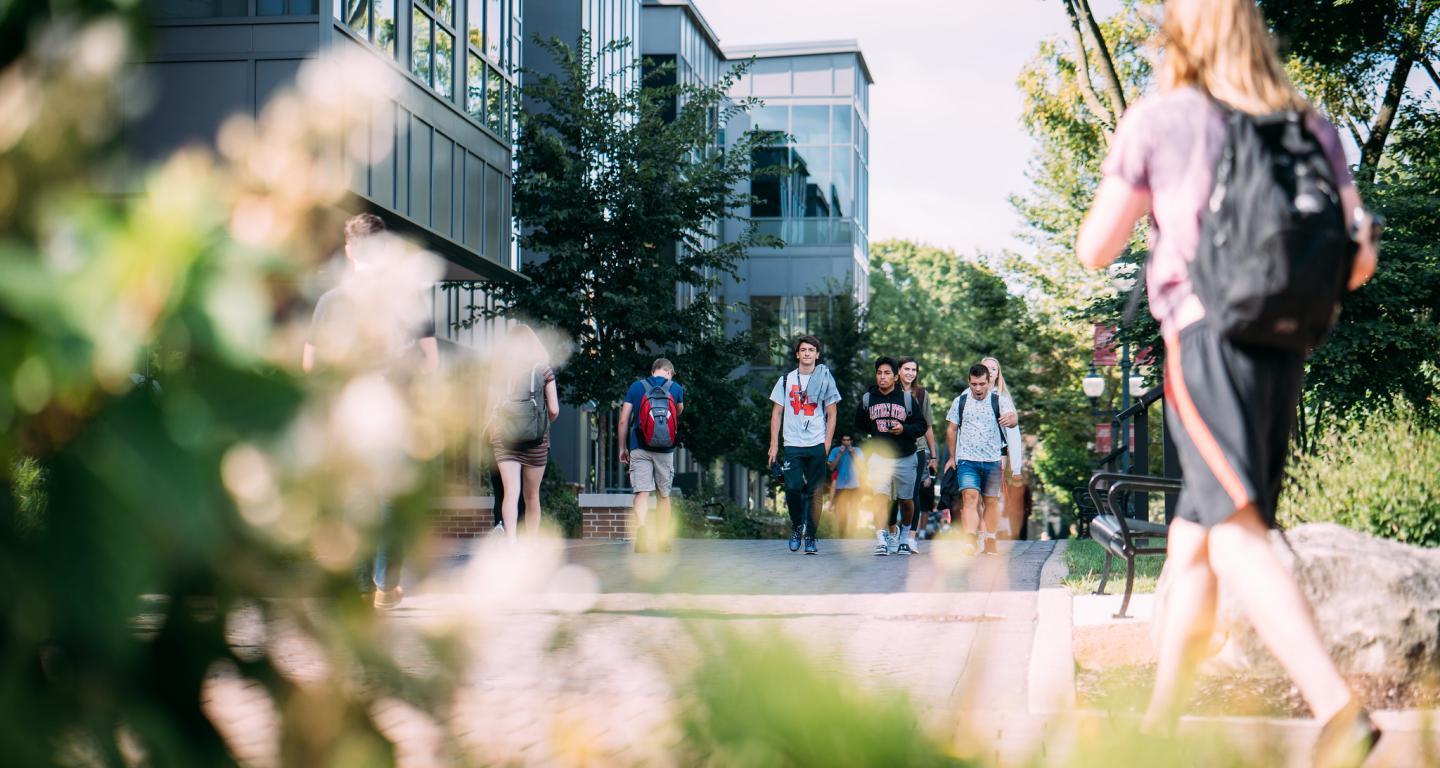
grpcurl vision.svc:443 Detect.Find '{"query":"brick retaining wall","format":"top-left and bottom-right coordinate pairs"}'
top-left (433, 493), bottom-right (639, 540)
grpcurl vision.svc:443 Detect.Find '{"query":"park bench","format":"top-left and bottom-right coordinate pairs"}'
top-left (1087, 470), bottom-right (1181, 619)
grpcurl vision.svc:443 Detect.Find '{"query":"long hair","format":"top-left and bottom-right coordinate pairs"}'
top-left (981, 356), bottom-right (1009, 398)
top-left (897, 356), bottom-right (927, 404)
top-left (1158, 0), bottom-right (1307, 114)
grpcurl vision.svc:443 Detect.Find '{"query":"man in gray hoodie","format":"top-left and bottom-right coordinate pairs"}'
top-left (768, 335), bottom-right (841, 555)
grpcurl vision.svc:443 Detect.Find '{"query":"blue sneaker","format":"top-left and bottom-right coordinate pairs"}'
top-left (788, 526), bottom-right (803, 552)
top-left (804, 536), bottom-right (818, 555)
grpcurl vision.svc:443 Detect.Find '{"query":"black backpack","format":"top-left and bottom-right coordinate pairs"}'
top-left (1190, 105), bottom-right (1356, 350)
top-left (955, 391), bottom-right (1007, 451)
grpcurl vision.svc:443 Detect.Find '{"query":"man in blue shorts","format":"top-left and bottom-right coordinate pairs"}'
top-left (944, 363), bottom-right (1019, 555)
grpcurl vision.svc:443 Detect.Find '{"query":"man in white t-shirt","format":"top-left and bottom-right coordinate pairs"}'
top-left (767, 335), bottom-right (841, 555)
top-left (944, 363), bottom-right (1019, 555)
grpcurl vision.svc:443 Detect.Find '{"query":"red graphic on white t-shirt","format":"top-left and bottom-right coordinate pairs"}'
top-left (789, 385), bottom-right (817, 416)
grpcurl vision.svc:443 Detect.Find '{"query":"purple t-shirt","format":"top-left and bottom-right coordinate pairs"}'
top-left (1100, 87), bottom-right (1354, 334)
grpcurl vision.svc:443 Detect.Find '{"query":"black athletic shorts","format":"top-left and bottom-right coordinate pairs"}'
top-left (1163, 321), bottom-right (1304, 528)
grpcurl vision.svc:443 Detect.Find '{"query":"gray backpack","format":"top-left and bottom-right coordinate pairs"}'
top-left (494, 365), bottom-right (548, 447)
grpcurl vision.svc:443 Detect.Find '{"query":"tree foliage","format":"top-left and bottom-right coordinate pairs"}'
top-left (497, 36), bottom-right (769, 419)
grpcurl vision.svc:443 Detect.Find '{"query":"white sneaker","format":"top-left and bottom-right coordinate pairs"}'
top-left (873, 529), bottom-right (889, 556)
top-left (886, 531), bottom-right (899, 555)
top-left (490, 522), bottom-right (505, 539)
top-left (905, 532), bottom-right (921, 554)
top-left (897, 534), bottom-right (916, 556)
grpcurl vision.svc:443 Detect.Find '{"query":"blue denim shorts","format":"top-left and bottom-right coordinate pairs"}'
top-left (956, 459), bottom-right (1002, 498)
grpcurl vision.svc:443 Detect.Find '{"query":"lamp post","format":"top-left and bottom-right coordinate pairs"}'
top-left (1085, 339), bottom-right (1153, 520)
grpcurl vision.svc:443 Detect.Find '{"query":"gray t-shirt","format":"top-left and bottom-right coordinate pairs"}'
top-left (946, 392), bottom-right (1015, 462)
top-left (770, 368), bottom-right (841, 448)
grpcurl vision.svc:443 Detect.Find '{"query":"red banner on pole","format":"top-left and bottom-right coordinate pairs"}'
top-left (1094, 324), bottom-right (1118, 366)
top-left (1095, 423), bottom-right (1113, 454)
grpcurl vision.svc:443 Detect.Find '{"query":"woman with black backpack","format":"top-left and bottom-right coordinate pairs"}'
top-left (1076, 1), bottom-right (1381, 763)
top-left (488, 323), bottom-right (560, 543)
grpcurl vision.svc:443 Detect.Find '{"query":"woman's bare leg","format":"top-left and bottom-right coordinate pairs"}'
top-left (1207, 504), bottom-right (1352, 723)
top-left (521, 464), bottom-right (546, 537)
top-left (498, 461), bottom-right (522, 542)
top-left (1144, 517), bottom-right (1218, 730)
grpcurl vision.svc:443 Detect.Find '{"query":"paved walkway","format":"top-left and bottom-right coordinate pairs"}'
top-left (206, 537), bottom-right (1057, 767)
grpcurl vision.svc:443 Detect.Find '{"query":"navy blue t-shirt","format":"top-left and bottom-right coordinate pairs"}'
top-left (625, 376), bottom-right (685, 451)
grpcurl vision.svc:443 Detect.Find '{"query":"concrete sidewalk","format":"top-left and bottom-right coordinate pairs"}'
top-left (205, 537), bottom-right (1058, 766)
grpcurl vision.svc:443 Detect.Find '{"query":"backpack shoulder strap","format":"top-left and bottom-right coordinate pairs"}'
top-left (862, 391), bottom-right (870, 409)
top-left (902, 390), bottom-right (913, 415)
top-left (990, 392), bottom-right (1002, 422)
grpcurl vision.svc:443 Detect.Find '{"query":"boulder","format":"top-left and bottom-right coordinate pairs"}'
top-left (1212, 523), bottom-right (1440, 679)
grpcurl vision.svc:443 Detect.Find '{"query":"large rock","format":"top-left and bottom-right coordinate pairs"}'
top-left (1212, 523), bottom-right (1440, 678)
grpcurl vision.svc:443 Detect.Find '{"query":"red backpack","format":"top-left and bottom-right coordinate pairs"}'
top-left (636, 379), bottom-right (678, 450)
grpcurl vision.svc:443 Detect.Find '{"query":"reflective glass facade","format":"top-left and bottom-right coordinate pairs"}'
top-left (585, 0), bottom-right (642, 95)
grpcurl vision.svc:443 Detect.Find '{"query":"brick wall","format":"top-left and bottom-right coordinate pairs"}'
top-left (433, 497), bottom-right (495, 538)
top-left (433, 494), bottom-right (638, 540)
top-left (580, 506), bottom-right (631, 540)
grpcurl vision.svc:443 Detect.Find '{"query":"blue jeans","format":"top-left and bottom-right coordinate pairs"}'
top-left (356, 505), bottom-right (404, 592)
top-left (956, 460), bottom-right (1002, 498)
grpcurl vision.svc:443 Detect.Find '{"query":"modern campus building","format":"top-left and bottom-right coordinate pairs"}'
top-left (128, 0), bottom-right (870, 509)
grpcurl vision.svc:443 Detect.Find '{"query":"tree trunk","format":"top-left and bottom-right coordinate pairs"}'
top-left (1424, 59), bottom-right (1440, 92)
top-left (1359, 55), bottom-right (1415, 184)
top-left (1076, 0), bottom-right (1128, 117)
top-left (1063, 0), bottom-right (1117, 134)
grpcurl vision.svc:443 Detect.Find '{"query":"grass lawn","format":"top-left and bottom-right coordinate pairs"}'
top-left (1062, 539), bottom-right (1165, 595)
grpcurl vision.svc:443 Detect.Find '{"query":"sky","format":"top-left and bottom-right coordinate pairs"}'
top-left (695, 0), bottom-right (1127, 258)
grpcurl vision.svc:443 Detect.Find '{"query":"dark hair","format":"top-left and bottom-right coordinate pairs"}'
top-left (968, 363), bottom-right (991, 380)
top-left (652, 358), bottom-right (674, 374)
top-left (794, 334), bottom-right (823, 355)
top-left (344, 212), bottom-right (386, 242)
top-left (875, 356), bottom-right (898, 373)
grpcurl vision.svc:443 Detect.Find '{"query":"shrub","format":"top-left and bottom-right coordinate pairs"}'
top-left (1278, 403), bottom-right (1440, 547)
top-left (11, 456), bottom-right (46, 539)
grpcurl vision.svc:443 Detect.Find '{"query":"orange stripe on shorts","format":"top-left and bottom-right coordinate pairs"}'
top-left (1164, 331), bottom-right (1250, 510)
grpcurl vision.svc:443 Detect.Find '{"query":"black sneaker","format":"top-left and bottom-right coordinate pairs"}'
top-left (788, 526), bottom-right (803, 552)
top-left (804, 536), bottom-right (818, 555)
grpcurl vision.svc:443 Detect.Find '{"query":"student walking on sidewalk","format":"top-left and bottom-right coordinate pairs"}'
top-left (1077, 0), bottom-right (1381, 762)
top-left (855, 357), bottom-right (928, 556)
top-left (944, 363), bottom-right (1018, 555)
top-left (768, 335), bottom-right (841, 555)
top-left (618, 359), bottom-right (685, 553)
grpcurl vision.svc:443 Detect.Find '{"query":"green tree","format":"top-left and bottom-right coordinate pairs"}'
top-left (495, 36), bottom-right (772, 488)
top-left (867, 240), bottom-right (1090, 503)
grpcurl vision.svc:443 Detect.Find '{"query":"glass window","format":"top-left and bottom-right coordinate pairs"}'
top-left (750, 147), bottom-right (787, 218)
top-left (257, 0), bottom-right (285, 15)
top-left (466, 53), bottom-right (485, 122)
top-left (792, 58), bottom-right (831, 96)
top-left (412, 7), bottom-right (432, 85)
top-left (750, 58), bottom-right (789, 95)
top-left (434, 0), bottom-right (452, 26)
top-left (341, 0), bottom-right (368, 37)
top-left (467, 0), bottom-right (483, 49)
top-left (790, 105), bottom-right (828, 145)
top-left (485, 0), bottom-right (503, 63)
top-left (832, 105), bottom-right (852, 146)
top-left (833, 62), bottom-right (855, 96)
top-left (792, 147), bottom-right (831, 217)
top-left (435, 28), bottom-right (454, 97)
top-left (830, 147), bottom-right (853, 218)
top-left (374, 0), bottom-right (395, 56)
top-left (749, 105), bottom-right (786, 138)
top-left (486, 67), bottom-right (504, 135)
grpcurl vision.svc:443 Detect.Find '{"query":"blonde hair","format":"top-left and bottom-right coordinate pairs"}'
top-left (1158, 0), bottom-right (1307, 114)
top-left (981, 357), bottom-right (1009, 398)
